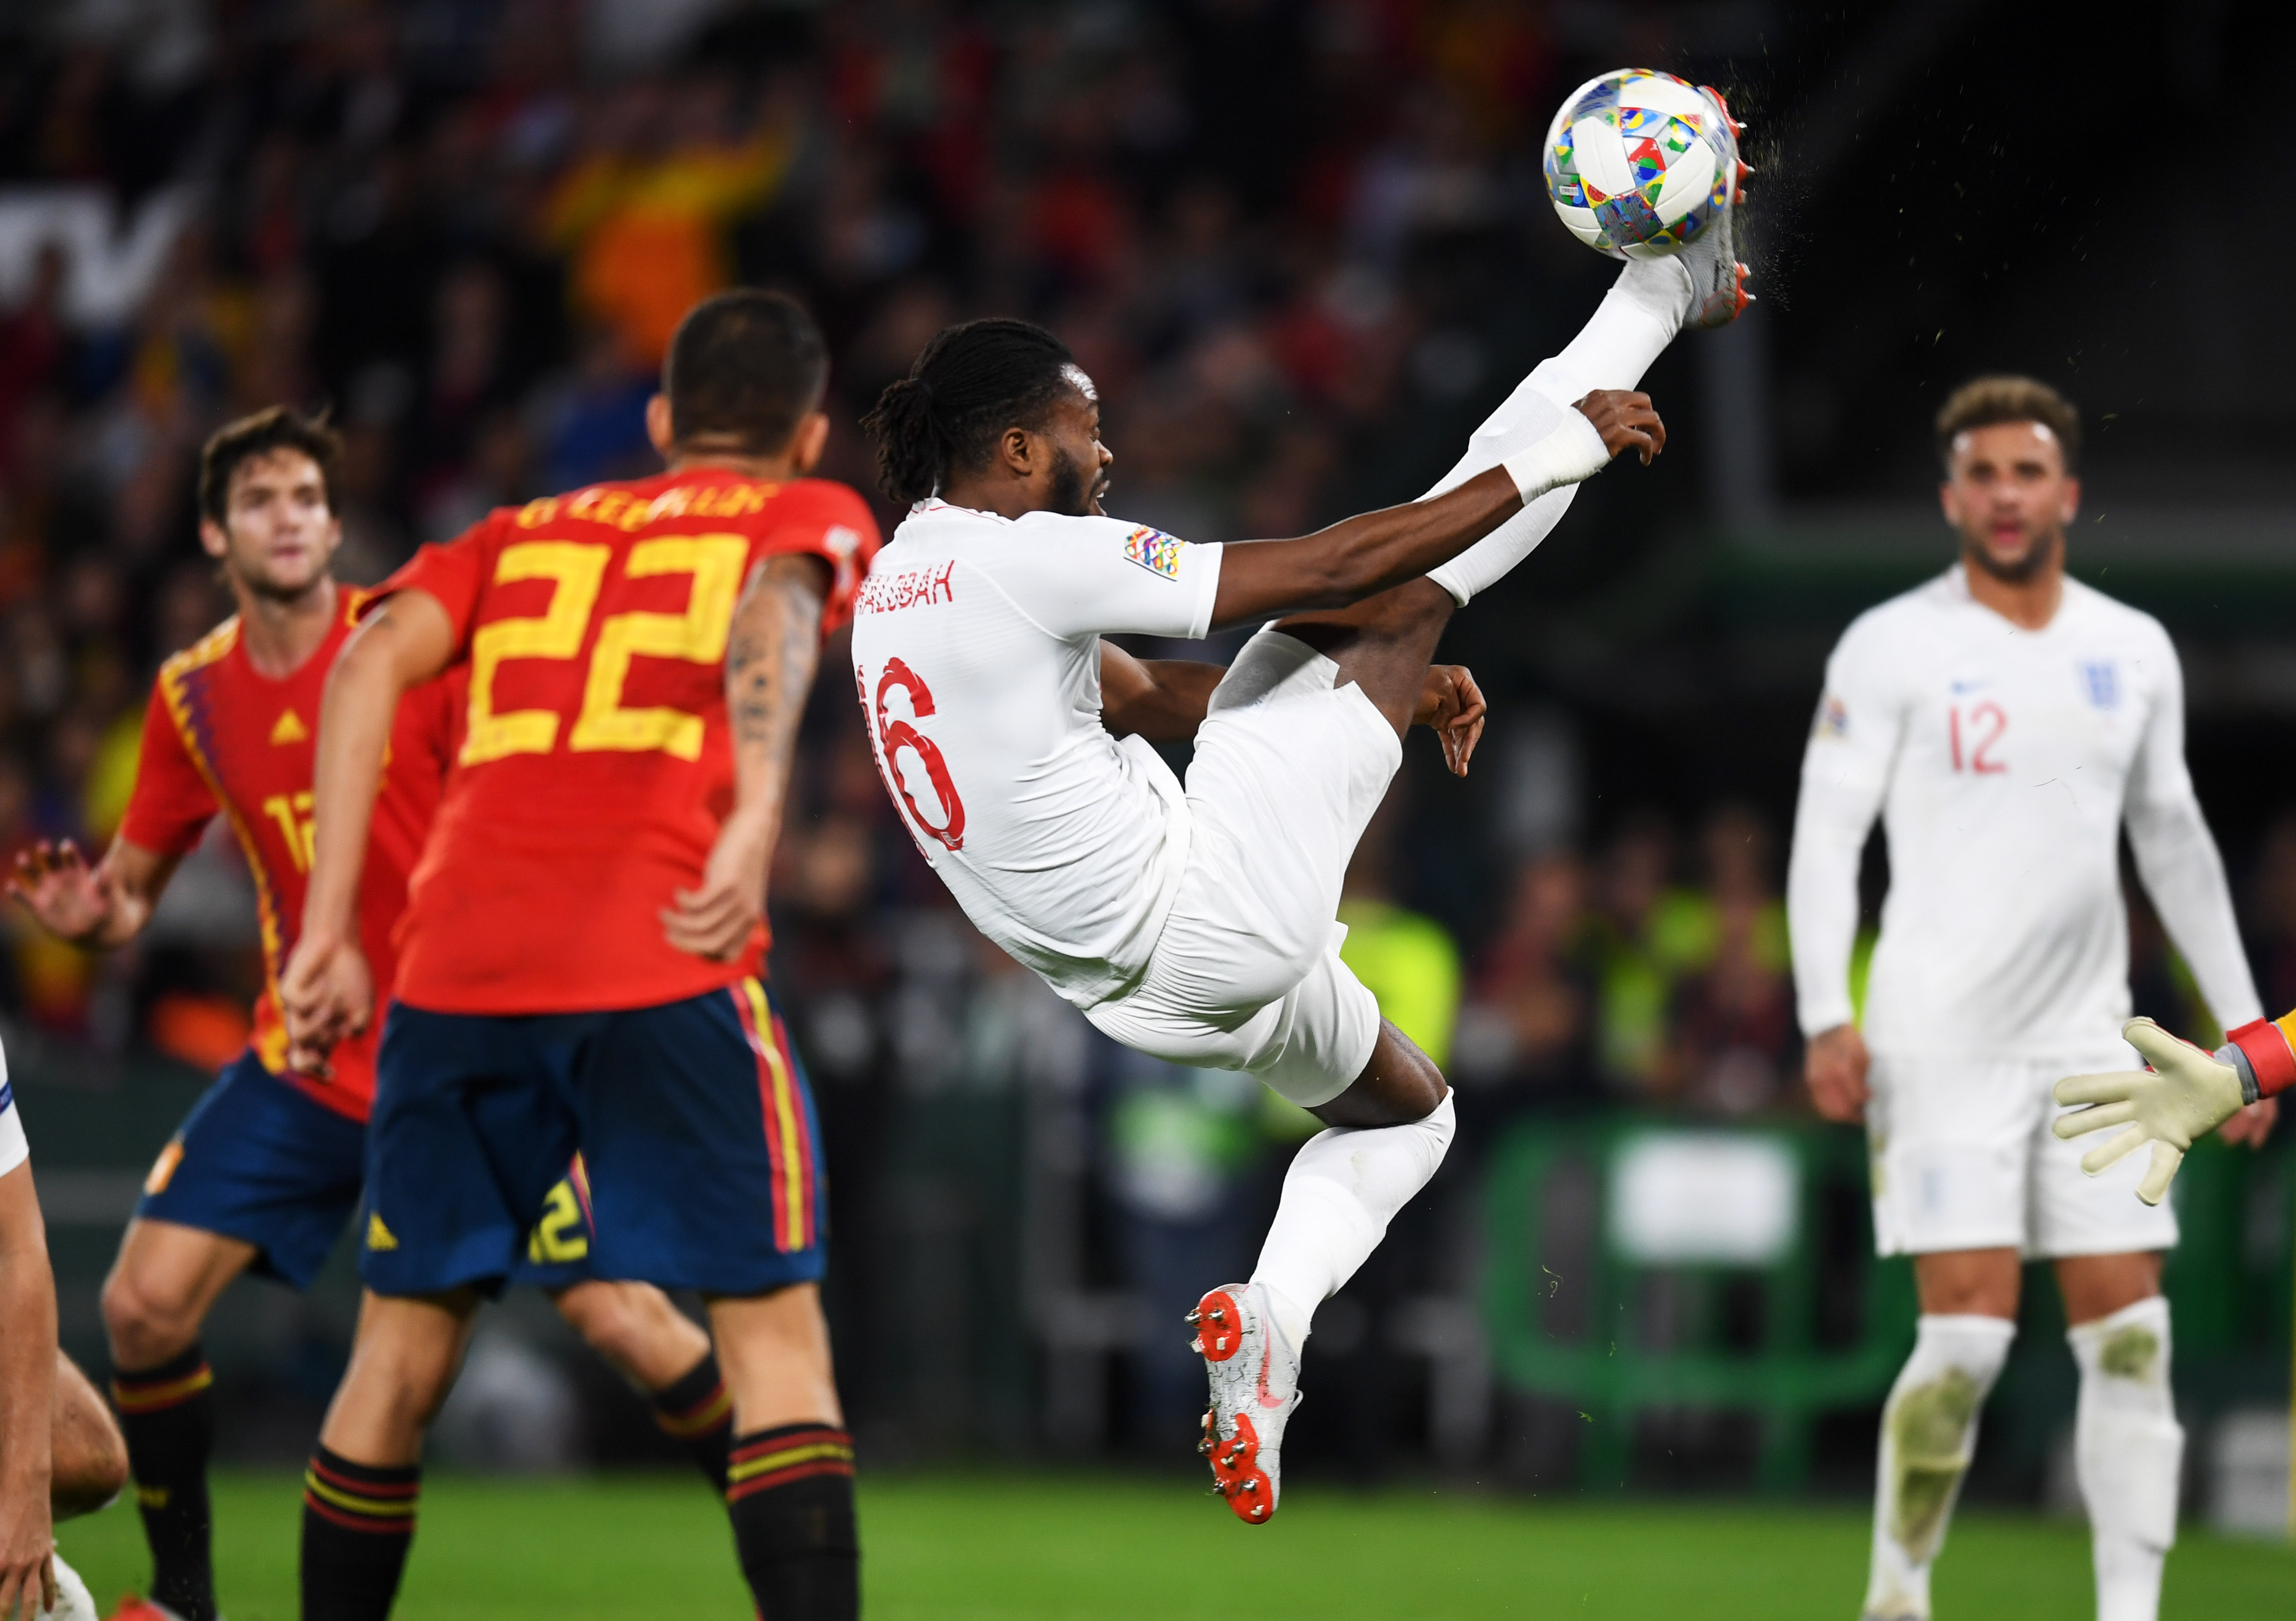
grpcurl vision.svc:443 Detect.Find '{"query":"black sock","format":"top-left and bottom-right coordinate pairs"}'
top-left (725, 1425), bottom-right (858, 1621)
top-left (299, 1446), bottom-right (420, 1621)
top-left (112, 1344), bottom-right (218, 1621)
top-left (650, 1350), bottom-right (734, 1489)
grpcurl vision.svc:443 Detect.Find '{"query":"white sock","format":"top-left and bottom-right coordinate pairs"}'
top-left (1423, 259), bottom-right (1686, 606)
top-left (39, 1553), bottom-right (98, 1621)
top-left (1249, 1091), bottom-right (1456, 1348)
top-left (2069, 1297), bottom-right (2180, 1621)
top-left (1865, 1313), bottom-right (2017, 1621)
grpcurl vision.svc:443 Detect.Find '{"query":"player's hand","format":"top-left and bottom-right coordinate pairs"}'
top-left (1574, 390), bottom-right (1666, 466)
top-left (665, 810), bottom-right (769, 963)
top-left (2052, 1016), bottom-right (2248, 1206)
top-left (0, 1481), bottom-right (55, 1621)
top-left (2216, 1096), bottom-right (2278, 1149)
top-left (1804, 1023), bottom-right (1870, 1123)
top-left (8, 839), bottom-right (114, 945)
top-left (1414, 664), bottom-right (1487, 777)
top-left (279, 932), bottom-right (374, 1078)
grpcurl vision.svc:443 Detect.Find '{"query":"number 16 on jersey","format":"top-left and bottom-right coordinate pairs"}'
top-left (861, 659), bottom-right (965, 853)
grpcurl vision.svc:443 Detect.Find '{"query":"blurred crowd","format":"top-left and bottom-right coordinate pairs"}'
top-left (0, 0), bottom-right (1604, 1046)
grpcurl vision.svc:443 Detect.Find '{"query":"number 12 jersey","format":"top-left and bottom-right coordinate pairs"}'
top-left (1787, 565), bottom-right (2260, 1055)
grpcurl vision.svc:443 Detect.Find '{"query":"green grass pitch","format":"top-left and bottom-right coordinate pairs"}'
top-left (52, 1471), bottom-right (2296, 1619)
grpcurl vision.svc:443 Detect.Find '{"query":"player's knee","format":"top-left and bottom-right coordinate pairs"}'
top-left (100, 1266), bottom-right (199, 1368)
top-left (556, 1282), bottom-right (648, 1368)
top-left (1370, 1023), bottom-right (1447, 1121)
top-left (1319, 1026), bottom-right (1447, 1127)
top-left (50, 1361), bottom-right (129, 1520)
top-left (51, 1421), bottom-right (129, 1520)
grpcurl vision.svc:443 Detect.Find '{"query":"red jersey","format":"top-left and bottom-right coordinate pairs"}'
top-left (379, 466), bottom-right (879, 1014)
top-left (120, 592), bottom-right (455, 1121)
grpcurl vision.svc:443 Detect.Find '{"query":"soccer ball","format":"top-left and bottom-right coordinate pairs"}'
top-left (1543, 69), bottom-right (1730, 260)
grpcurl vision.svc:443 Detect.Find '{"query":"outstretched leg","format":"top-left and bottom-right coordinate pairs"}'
top-left (1274, 579), bottom-right (1458, 740)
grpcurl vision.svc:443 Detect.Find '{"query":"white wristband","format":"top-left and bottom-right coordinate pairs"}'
top-left (1499, 408), bottom-right (1612, 503)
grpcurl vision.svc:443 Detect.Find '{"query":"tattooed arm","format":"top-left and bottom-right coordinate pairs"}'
top-left (662, 553), bottom-right (832, 961)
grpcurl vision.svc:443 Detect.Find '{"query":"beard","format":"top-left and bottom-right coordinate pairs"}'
top-left (1045, 445), bottom-right (1105, 518)
top-left (1964, 524), bottom-right (2061, 586)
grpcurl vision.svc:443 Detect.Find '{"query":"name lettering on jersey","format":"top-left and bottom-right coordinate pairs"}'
top-left (856, 560), bottom-right (957, 615)
top-left (1123, 525), bottom-right (1182, 580)
top-left (2079, 660), bottom-right (2119, 710)
top-left (269, 708), bottom-right (308, 745)
top-left (515, 481), bottom-right (780, 533)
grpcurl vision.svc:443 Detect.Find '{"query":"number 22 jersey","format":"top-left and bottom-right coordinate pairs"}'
top-left (378, 466), bottom-right (878, 1014)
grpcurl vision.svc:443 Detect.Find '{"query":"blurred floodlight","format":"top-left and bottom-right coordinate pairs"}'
top-left (1608, 1132), bottom-right (1799, 1266)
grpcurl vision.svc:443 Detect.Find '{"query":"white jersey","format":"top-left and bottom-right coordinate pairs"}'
top-left (0, 1038), bottom-right (22, 1178)
top-left (850, 500), bottom-right (1224, 1008)
top-left (1787, 565), bottom-right (2261, 1057)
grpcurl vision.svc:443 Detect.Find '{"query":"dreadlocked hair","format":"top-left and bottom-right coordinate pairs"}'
top-left (860, 318), bottom-right (1078, 506)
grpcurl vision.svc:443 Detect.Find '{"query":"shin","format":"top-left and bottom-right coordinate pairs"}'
top-left (1865, 1313), bottom-right (2017, 1621)
top-left (301, 1291), bottom-right (475, 1621)
top-left (2069, 1296), bottom-right (2180, 1621)
top-left (708, 1284), bottom-right (856, 1621)
top-left (1418, 259), bottom-right (1687, 606)
top-left (1248, 1024), bottom-right (1455, 1348)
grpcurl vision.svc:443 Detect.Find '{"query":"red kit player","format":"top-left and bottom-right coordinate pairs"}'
top-left (12, 408), bottom-right (723, 1621)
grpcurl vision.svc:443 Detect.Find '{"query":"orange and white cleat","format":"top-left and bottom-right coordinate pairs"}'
top-left (1188, 1281), bottom-right (1301, 1525)
top-left (100, 1593), bottom-right (181, 1621)
top-left (1679, 83), bottom-right (1752, 328)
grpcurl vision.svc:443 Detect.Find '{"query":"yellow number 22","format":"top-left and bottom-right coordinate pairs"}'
top-left (460, 535), bottom-right (749, 767)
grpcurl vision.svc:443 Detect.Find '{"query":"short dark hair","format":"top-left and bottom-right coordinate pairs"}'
top-left (1935, 375), bottom-right (2081, 473)
top-left (859, 318), bottom-right (1078, 506)
top-left (664, 289), bottom-right (828, 455)
top-left (198, 405), bottom-right (341, 526)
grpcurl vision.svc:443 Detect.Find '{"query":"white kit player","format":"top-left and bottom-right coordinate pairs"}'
top-left (851, 122), bottom-right (1749, 1522)
top-left (1787, 376), bottom-right (2273, 1621)
top-left (0, 1046), bottom-right (128, 1621)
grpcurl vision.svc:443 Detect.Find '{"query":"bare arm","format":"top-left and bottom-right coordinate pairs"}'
top-left (9, 836), bottom-right (181, 951)
top-left (280, 590), bottom-right (457, 1069)
top-left (0, 1163), bottom-right (57, 1621)
top-left (663, 553), bottom-right (830, 961)
top-left (1207, 391), bottom-right (1661, 630)
top-left (1100, 643), bottom-right (1488, 774)
top-left (1099, 646), bottom-right (1226, 743)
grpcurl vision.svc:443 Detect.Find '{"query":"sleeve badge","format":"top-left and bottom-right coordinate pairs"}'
top-left (1123, 525), bottom-right (1183, 580)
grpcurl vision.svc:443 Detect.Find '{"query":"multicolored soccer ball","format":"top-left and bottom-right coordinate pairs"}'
top-left (1543, 70), bottom-right (1729, 259)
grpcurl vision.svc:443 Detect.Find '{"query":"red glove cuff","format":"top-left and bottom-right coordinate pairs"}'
top-left (2225, 1018), bottom-right (2296, 1099)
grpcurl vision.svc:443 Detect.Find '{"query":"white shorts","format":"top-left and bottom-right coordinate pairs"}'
top-left (1867, 1046), bottom-right (2179, 1260)
top-left (1086, 629), bottom-right (1399, 1109)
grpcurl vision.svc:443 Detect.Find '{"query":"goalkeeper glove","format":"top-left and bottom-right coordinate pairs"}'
top-left (2052, 1017), bottom-right (2247, 1207)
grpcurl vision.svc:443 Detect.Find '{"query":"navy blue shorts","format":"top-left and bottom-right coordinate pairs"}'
top-left (138, 1050), bottom-right (599, 1293)
top-left (137, 1053), bottom-right (365, 1290)
top-left (360, 978), bottom-right (826, 1299)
